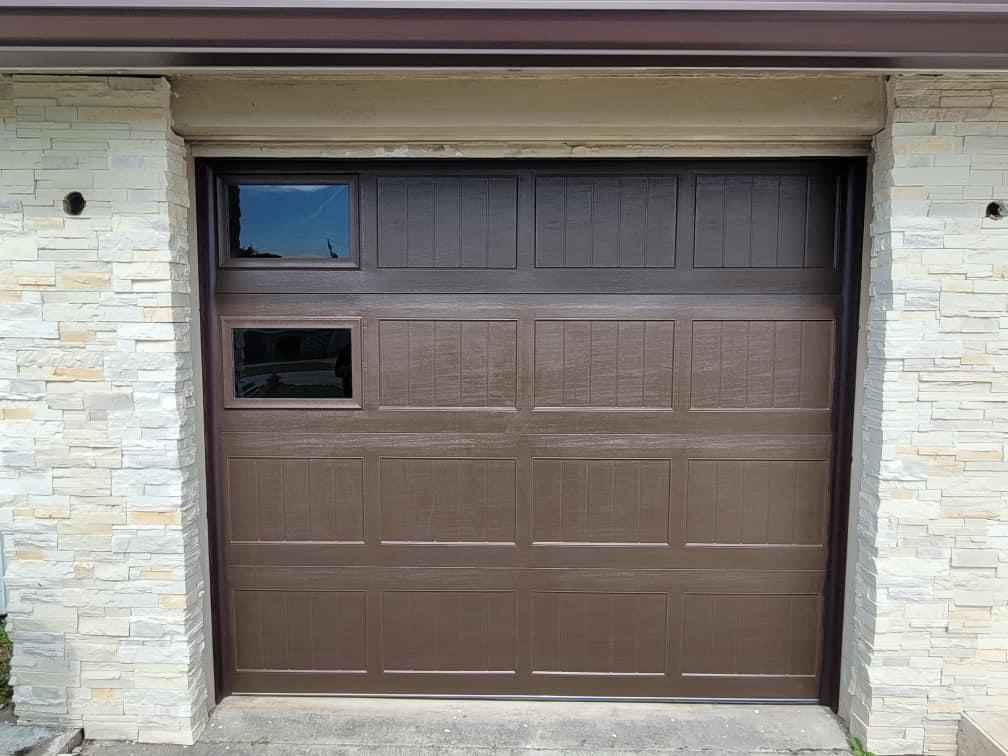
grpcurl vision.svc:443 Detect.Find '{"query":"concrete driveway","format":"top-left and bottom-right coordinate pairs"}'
top-left (82, 697), bottom-right (851, 755)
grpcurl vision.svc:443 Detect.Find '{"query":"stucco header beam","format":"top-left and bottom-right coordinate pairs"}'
top-left (171, 73), bottom-right (885, 154)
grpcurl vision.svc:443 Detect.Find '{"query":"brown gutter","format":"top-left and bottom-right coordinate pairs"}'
top-left (1, 6), bottom-right (1008, 69)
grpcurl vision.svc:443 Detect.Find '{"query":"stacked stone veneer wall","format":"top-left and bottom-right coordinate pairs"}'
top-left (0, 74), bottom-right (209, 743)
top-left (842, 75), bottom-right (1008, 755)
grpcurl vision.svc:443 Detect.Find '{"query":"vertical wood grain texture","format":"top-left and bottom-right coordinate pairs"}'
top-left (234, 590), bottom-right (367, 671)
top-left (535, 176), bottom-right (677, 268)
top-left (532, 459), bottom-right (672, 543)
top-left (681, 594), bottom-right (819, 676)
top-left (686, 459), bottom-right (828, 545)
top-left (690, 320), bottom-right (833, 409)
top-left (534, 320), bottom-right (675, 408)
top-left (531, 593), bottom-right (667, 674)
top-left (379, 320), bottom-right (518, 408)
top-left (228, 458), bottom-right (364, 542)
top-left (380, 458), bottom-right (517, 543)
top-left (382, 591), bottom-right (516, 671)
top-left (378, 176), bottom-right (518, 268)
top-left (693, 174), bottom-right (834, 269)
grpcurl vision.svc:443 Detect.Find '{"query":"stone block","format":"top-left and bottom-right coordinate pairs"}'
top-left (78, 616), bottom-right (130, 637)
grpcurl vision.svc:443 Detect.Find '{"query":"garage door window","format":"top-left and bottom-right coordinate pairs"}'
top-left (222, 319), bottom-right (361, 409)
top-left (221, 176), bottom-right (358, 268)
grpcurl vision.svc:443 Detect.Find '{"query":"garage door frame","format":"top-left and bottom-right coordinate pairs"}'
top-left (194, 157), bottom-right (866, 709)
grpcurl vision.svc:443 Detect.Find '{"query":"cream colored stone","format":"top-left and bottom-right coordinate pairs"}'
top-left (47, 367), bottom-right (104, 382)
top-left (58, 271), bottom-right (111, 290)
top-left (127, 511), bottom-right (181, 526)
top-left (158, 595), bottom-right (186, 610)
top-left (59, 329), bottom-right (95, 345)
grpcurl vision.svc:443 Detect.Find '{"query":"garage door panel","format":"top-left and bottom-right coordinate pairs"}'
top-left (222, 431), bottom-right (828, 458)
top-left (381, 590), bottom-right (517, 673)
top-left (527, 547), bottom-right (822, 571)
top-left (213, 293), bottom-right (837, 321)
top-left (531, 458), bottom-right (674, 545)
top-left (229, 670), bottom-right (819, 698)
top-left (229, 543), bottom-right (528, 568)
top-left (689, 319), bottom-right (835, 410)
top-left (525, 433), bottom-right (827, 460)
top-left (530, 592), bottom-right (667, 675)
top-left (693, 173), bottom-right (836, 271)
top-left (680, 593), bottom-right (821, 678)
top-left (221, 409), bottom-right (834, 434)
top-left (685, 459), bottom-right (829, 547)
top-left (229, 545), bottom-right (824, 571)
top-left (523, 568), bottom-right (823, 594)
top-left (217, 266), bottom-right (841, 295)
top-left (226, 457), bottom-right (365, 544)
top-left (232, 589), bottom-right (368, 673)
top-left (378, 319), bottom-right (519, 408)
top-left (535, 175), bottom-right (679, 269)
top-left (533, 319), bottom-right (676, 409)
top-left (379, 457), bottom-right (518, 544)
top-left (223, 432), bottom-right (524, 457)
top-left (376, 176), bottom-right (520, 270)
top-left (229, 565), bottom-right (820, 592)
top-left (226, 569), bottom-right (823, 695)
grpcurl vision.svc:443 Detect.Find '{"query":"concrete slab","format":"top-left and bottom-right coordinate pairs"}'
top-left (83, 697), bottom-right (850, 756)
top-left (959, 712), bottom-right (1008, 756)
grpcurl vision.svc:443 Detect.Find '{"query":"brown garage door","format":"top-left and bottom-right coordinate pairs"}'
top-left (198, 159), bottom-right (861, 701)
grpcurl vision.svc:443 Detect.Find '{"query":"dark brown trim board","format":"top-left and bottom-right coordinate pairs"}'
top-left (817, 161), bottom-right (865, 710)
top-left (4, 6), bottom-right (1008, 69)
top-left (196, 160), bottom-right (227, 702)
top-left (195, 158), bottom-right (866, 706)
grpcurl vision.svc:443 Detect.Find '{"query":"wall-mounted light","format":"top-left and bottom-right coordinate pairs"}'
top-left (986, 201), bottom-right (1005, 221)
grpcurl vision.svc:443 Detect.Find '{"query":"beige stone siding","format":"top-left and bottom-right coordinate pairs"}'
top-left (0, 74), bottom-right (209, 744)
top-left (844, 75), bottom-right (1008, 755)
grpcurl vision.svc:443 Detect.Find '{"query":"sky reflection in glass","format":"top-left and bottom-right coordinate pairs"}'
top-left (232, 183), bottom-right (351, 260)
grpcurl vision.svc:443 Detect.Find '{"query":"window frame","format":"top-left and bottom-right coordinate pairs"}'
top-left (215, 172), bottom-right (360, 269)
top-left (221, 316), bottom-right (363, 410)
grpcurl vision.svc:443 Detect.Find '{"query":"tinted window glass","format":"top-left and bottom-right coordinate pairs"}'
top-left (233, 328), bottom-right (353, 399)
top-left (228, 183), bottom-right (352, 260)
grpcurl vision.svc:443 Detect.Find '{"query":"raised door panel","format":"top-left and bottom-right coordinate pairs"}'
top-left (228, 458), bottom-right (364, 543)
top-left (686, 459), bottom-right (828, 546)
top-left (380, 457), bottom-right (518, 543)
top-left (533, 320), bottom-right (675, 408)
top-left (233, 589), bottom-right (367, 672)
top-left (531, 592), bottom-right (667, 675)
top-left (532, 458), bottom-right (672, 544)
top-left (535, 176), bottom-right (678, 268)
top-left (377, 176), bottom-right (519, 268)
top-left (378, 320), bottom-right (518, 408)
top-left (693, 173), bottom-right (835, 269)
top-left (681, 594), bottom-right (820, 678)
top-left (690, 320), bottom-right (834, 410)
top-left (381, 591), bottom-right (517, 672)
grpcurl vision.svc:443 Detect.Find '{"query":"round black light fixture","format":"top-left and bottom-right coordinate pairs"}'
top-left (986, 201), bottom-right (1005, 221)
top-left (62, 191), bottom-right (86, 216)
